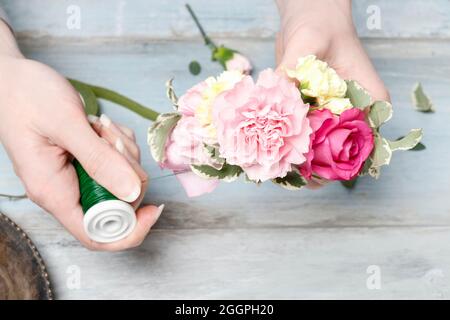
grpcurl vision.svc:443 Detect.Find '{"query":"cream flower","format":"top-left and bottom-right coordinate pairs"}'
top-left (286, 55), bottom-right (347, 103)
top-left (178, 70), bottom-right (243, 141)
top-left (320, 97), bottom-right (353, 114)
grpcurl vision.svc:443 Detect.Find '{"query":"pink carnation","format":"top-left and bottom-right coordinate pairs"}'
top-left (213, 69), bottom-right (312, 182)
top-left (162, 116), bottom-right (219, 197)
top-left (300, 108), bottom-right (374, 181)
top-left (225, 53), bottom-right (252, 75)
top-left (177, 81), bottom-right (208, 116)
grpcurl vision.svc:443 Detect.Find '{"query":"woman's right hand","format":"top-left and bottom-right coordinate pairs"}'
top-left (0, 20), bottom-right (163, 250)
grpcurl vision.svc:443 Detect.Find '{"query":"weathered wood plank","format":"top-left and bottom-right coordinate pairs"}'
top-left (13, 226), bottom-right (450, 299)
top-left (2, 0), bottom-right (450, 39)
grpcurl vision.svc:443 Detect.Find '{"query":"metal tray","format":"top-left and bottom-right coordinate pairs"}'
top-left (0, 212), bottom-right (53, 299)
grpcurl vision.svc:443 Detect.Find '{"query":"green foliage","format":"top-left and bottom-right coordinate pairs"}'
top-left (189, 61), bottom-right (202, 76)
top-left (412, 82), bottom-right (434, 112)
top-left (165, 78), bottom-right (178, 109)
top-left (388, 129), bottom-right (424, 151)
top-left (345, 80), bottom-right (372, 109)
top-left (147, 113), bottom-right (181, 163)
top-left (368, 101), bottom-right (393, 128)
top-left (340, 177), bottom-right (358, 189)
top-left (212, 46), bottom-right (235, 68)
top-left (272, 170), bottom-right (307, 190)
top-left (191, 163), bottom-right (243, 182)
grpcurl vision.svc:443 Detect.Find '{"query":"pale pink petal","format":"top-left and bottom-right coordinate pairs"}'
top-left (176, 171), bottom-right (219, 197)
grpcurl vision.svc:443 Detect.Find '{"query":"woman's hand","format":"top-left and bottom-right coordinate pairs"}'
top-left (275, 0), bottom-right (390, 102)
top-left (275, 0), bottom-right (389, 189)
top-left (0, 21), bottom-right (163, 251)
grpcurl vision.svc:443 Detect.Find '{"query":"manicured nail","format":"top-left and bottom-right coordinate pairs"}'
top-left (118, 125), bottom-right (135, 139)
top-left (122, 185), bottom-right (141, 203)
top-left (87, 115), bottom-right (99, 124)
top-left (155, 204), bottom-right (165, 220)
top-left (115, 138), bottom-right (125, 154)
top-left (99, 114), bottom-right (112, 127)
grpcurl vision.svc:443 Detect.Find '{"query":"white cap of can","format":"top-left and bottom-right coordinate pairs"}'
top-left (83, 200), bottom-right (137, 243)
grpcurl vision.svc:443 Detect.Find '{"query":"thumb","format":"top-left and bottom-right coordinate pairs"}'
top-left (55, 112), bottom-right (142, 203)
top-left (276, 33), bottom-right (329, 72)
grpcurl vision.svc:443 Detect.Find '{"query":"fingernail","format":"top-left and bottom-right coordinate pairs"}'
top-left (155, 204), bottom-right (165, 220)
top-left (119, 126), bottom-right (135, 139)
top-left (115, 138), bottom-right (125, 154)
top-left (78, 93), bottom-right (85, 106)
top-left (122, 185), bottom-right (141, 203)
top-left (99, 114), bottom-right (112, 127)
top-left (87, 115), bottom-right (99, 124)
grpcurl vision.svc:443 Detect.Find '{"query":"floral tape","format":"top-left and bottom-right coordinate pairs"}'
top-left (73, 160), bottom-right (136, 243)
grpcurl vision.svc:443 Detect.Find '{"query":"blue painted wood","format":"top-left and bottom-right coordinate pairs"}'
top-left (0, 0), bottom-right (449, 299)
top-left (2, 0), bottom-right (450, 39)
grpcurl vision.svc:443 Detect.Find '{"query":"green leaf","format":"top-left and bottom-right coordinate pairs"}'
top-left (191, 163), bottom-right (242, 182)
top-left (366, 134), bottom-right (392, 179)
top-left (147, 113), bottom-right (181, 163)
top-left (410, 142), bottom-right (426, 151)
top-left (345, 80), bottom-right (372, 109)
top-left (340, 177), bottom-right (358, 189)
top-left (188, 61), bottom-right (202, 75)
top-left (212, 46), bottom-right (235, 68)
top-left (202, 144), bottom-right (225, 168)
top-left (360, 157), bottom-right (373, 176)
top-left (272, 170), bottom-right (307, 191)
top-left (371, 134), bottom-right (392, 168)
top-left (412, 82), bottom-right (434, 112)
top-left (368, 100), bottom-right (393, 128)
top-left (69, 79), bottom-right (99, 116)
top-left (388, 129), bottom-right (423, 151)
top-left (368, 166), bottom-right (381, 179)
top-left (165, 78), bottom-right (178, 109)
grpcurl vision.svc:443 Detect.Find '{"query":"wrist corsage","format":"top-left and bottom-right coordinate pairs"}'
top-left (148, 55), bottom-right (423, 197)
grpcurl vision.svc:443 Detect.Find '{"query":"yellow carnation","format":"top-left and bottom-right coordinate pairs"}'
top-left (320, 98), bottom-right (353, 114)
top-left (194, 70), bottom-right (243, 139)
top-left (286, 55), bottom-right (347, 102)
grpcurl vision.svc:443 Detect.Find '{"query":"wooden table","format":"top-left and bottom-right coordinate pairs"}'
top-left (0, 0), bottom-right (449, 299)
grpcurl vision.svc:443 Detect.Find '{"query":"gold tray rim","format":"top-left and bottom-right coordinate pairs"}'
top-left (0, 212), bottom-right (54, 300)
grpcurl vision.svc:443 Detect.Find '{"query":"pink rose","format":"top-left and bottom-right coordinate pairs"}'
top-left (300, 108), bottom-right (374, 181)
top-left (225, 53), bottom-right (252, 75)
top-left (213, 69), bottom-right (312, 182)
top-left (162, 116), bottom-right (219, 197)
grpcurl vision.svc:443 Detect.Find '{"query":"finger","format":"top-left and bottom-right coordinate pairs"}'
top-left (117, 147), bottom-right (148, 209)
top-left (90, 115), bottom-right (136, 140)
top-left (116, 124), bottom-right (135, 141)
top-left (88, 117), bottom-right (147, 209)
top-left (90, 114), bottom-right (140, 161)
top-left (91, 204), bottom-right (164, 251)
top-left (25, 132), bottom-right (152, 251)
top-left (51, 107), bottom-right (141, 203)
top-left (276, 33), bottom-right (329, 71)
top-left (275, 32), bottom-right (284, 66)
top-left (334, 42), bottom-right (390, 102)
top-left (53, 169), bottom-right (154, 251)
top-left (17, 147), bottom-right (98, 250)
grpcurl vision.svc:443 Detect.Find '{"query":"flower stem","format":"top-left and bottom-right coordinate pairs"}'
top-left (69, 79), bottom-right (159, 121)
top-left (185, 3), bottom-right (217, 51)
